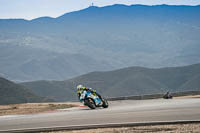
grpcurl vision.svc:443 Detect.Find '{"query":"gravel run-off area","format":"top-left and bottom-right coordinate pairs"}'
top-left (44, 123), bottom-right (200, 133)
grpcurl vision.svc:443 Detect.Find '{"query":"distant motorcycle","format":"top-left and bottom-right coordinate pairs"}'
top-left (163, 92), bottom-right (173, 99)
top-left (80, 90), bottom-right (108, 109)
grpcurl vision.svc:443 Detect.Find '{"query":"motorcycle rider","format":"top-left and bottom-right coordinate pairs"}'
top-left (163, 91), bottom-right (173, 99)
top-left (76, 84), bottom-right (102, 103)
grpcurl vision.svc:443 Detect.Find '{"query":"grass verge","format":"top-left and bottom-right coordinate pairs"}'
top-left (0, 103), bottom-right (78, 116)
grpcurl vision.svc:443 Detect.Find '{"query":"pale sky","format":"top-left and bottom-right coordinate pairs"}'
top-left (0, 0), bottom-right (200, 20)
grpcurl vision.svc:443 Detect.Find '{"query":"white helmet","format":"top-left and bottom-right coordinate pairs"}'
top-left (77, 84), bottom-right (83, 90)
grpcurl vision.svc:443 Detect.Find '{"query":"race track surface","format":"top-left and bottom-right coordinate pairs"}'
top-left (0, 98), bottom-right (200, 131)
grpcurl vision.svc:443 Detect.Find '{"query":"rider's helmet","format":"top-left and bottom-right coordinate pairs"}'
top-left (77, 84), bottom-right (84, 91)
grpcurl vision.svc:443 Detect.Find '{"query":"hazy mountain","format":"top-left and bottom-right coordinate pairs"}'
top-left (0, 77), bottom-right (53, 105)
top-left (20, 80), bottom-right (75, 101)
top-left (0, 5), bottom-right (200, 81)
top-left (21, 63), bottom-right (200, 101)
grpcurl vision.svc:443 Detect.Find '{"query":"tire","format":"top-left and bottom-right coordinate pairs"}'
top-left (85, 99), bottom-right (96, 109)
top-left (102, 99), bottom-right (109, 108)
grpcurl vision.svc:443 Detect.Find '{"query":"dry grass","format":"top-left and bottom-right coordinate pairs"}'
top-left (0, 103), bottom-right (78, 116)
top-left (44, 123), bottom-right (200, 133)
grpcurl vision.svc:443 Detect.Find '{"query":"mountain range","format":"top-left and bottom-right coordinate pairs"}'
top-left (0, 4), bottom-right (200, 81)
top-left (0, 77), bottom-right (53, 105)
top-left (21, 63), bottom-right (200, 101)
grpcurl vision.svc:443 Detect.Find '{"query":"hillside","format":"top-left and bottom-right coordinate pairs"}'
top-left (0, 5), bottom-right (200, 81)
top-left (0, 77), bottom-right (53, 105)
top-left (21, 80), bottom-right (75, 101)
top-left (21, 63), bottom-right (200, 101)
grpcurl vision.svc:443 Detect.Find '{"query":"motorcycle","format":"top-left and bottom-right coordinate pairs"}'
top-left (163, 92), bottom-right (173, 99)
top-left (79, 90), bottom-right (109, 109)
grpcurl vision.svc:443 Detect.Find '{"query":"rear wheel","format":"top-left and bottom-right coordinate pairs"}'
top-left (102, 99), bottom-right (109, 108)
top-left (85, 99), bottom-right (96, 109)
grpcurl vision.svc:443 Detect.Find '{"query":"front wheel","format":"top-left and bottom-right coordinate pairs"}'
top-left (102, 99), bottom-right (109, 108)
top-left (85, 99), bottom-right (96, 109)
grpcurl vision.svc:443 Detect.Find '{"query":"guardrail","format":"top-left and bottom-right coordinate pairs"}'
top-left (107, 91), bottom-right (200, 101)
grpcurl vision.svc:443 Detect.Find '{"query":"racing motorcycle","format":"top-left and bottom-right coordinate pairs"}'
top-left (163, 92), bottom-right (173, 99)
top-left (79, 90), bottom-right (109, 109)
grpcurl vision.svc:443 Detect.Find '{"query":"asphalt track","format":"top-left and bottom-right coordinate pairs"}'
top-left (0, 98), bottom-right (200, 132)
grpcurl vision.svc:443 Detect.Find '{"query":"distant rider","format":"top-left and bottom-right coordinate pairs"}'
top-left (163, 91), bottom-right (173, 99)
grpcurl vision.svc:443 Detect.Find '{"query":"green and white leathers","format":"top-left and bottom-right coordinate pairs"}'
top-left (77, 85), bottom-right (97, 98)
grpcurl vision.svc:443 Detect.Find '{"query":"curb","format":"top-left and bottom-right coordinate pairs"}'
top-left (1, 120), bottom-right (200, 133)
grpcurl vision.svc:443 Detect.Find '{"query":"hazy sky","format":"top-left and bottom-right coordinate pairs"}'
top-left (0, 0), bottom-right (200, 20)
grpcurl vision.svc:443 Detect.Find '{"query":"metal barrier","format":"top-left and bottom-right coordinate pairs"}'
top-left (107, 91), bottom-right (200, 101)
